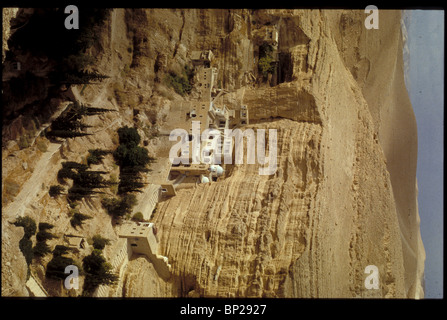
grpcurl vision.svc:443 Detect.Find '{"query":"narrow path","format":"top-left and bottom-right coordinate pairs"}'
top-left (3, 141), bottom-right (61, 220)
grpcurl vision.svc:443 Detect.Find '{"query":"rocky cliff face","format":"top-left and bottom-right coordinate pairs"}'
top-left (2, 8), bottom-right (19, 63)
top-left (2, 9), bottom-right (424, 298)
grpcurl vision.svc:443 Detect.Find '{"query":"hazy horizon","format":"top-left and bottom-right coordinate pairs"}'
top-left (403, 9), bottom-right (444, 299)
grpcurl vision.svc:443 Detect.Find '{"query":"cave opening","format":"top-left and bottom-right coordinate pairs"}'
top-left (278, 52), bottom-right (293, 84)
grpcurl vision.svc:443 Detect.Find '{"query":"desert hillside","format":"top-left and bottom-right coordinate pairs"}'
top-left (2, 8), bottom-right (424, 298)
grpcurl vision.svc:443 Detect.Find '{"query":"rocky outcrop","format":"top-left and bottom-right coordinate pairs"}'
top-left (1, 222), bottom-right (29, 296)
top-left (2, 8), bottom-right (19, 62)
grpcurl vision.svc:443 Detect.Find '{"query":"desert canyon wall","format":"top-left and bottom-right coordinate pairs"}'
top-left (2, 8), bottom-right (424, 298)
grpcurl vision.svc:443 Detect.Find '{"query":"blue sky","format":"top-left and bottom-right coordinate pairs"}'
top-left (404, 9), bottom-right (444, 299)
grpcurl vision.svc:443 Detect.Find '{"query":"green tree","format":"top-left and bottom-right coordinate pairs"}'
top-left (126, 145), bottom-right (150, 167)
top-left (52, 245), bottom-right (71, 256)
top-left (118, 175), bottom-right (146, 194)
top-left (38, 222), bottom-right (54, 231)
top-left (258, 42), bottom-right (276, 78)
top-left (70, 212), bottom-right (92, 229)
top-left (47, 130), bottom-right (92, 139)
top-left (36, 229), bottom-right (56, 242)
top-left (132, 212), bottom-right (145, 222)
top-left (84, 107), bottom-right (115, 116)
top-left (113, 144), bottom-right (151, 168)
top-left (82, 249), bottom-right (118, 295)
top-left (13, 216), bottom-right (37, 270)
top-left (73, 170), bottom-right (108, 189)
top-left (49, 185), bottom-right (65, 197)
top-left (33, 241), bottom-right (51, 257)
top-left (19, 237), bottom-right (34, 266)
top-left (117, 126), bottom-right (141, 146)
top-left (101, 197), bottom-right (122, 217)
top-left (13, 216), bottom-right (37, 238)
top-left (164, 65), bottom-right (194, 96)
top-left (87, 149), bottom-right (110, 165)
top-left (53, 70), bottom-right (109, 85)
top-left (120, 165), bottom-right (151, 174)
top-left (120, 194), bottom-right (138, 213)
top-left (63, 54), bottom-right (95, 71)
top-left (62, 161), bottom-right (89, 170)
top-left (46, 245), bottom-right (75, 280)
top-left (258, 55), bottom-right (275, 77)
top-left (57, 167), bottom-right (77, 181)
top-left (92, 235), bottom-right (111, 250)
top-left (101, 194), bottom-right (137, 218)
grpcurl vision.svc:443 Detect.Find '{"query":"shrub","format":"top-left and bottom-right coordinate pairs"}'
top-left (150, 204), bottom-right (158, 220)
top-left (111, 125), bottom-right (153, 200)
top-left (36, 139), bottom-right (48, 152)
top-left (92, 235), bottom-right (110, 250)
top-left (122, 63), bottom-right (130, 76)
top-left (121, 194), bottom-right (138, 211)
top-left (258, 42), bottom-right (276, 78)
top-left (46, 245), bottom-right (82, 280)
top-left (258, 55), bottom-right (275, 77)
top-left (113, 83), bottom-right (126, 106)
top-left (101, 197), bottom-right (120, 212)
top-left (132, 212), bottom-right (145, 222)
top-left (87, 153), bottom-right (99, 166)
top-left (164, 71), bottom-right (192, 96)
top-left (109, 174), bottom-right (119, 194)
top-left (68, 207), bottom-right (79, 217)
top-left (69, 202), bottom-right (78, 209)
top-left (101, 194), bottom-right (137, 218)
top-left (70, 212), bottom-right (92, 229)
top-left (18, 134), bottom-right (31, 149)
top-left (4, 179), bottom-right (21, 198)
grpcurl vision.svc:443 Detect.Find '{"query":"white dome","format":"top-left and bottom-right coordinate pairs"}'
top-left (201, 176), bottom-right (210, 183)
top-left (210, 165), bottom-right (224, 177)
top-left (215, 165), bottom-right (224, 176)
